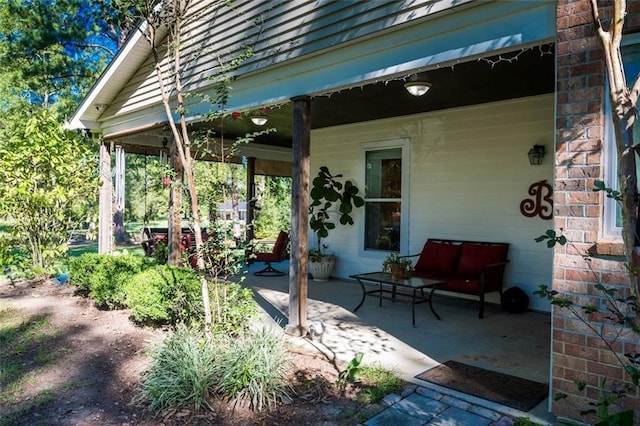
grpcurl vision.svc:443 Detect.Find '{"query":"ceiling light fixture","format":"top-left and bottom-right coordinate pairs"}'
top-left (404, 81), bottom-right (432, 97)
top-left (250, 116), bottom-right (268, 126)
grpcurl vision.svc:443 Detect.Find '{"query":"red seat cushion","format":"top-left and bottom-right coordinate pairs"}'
top-left (455, 243), bottom-right (508, 277)
top-left (414, 241), bottom-right (462, 275)
top-left (254, 231), bottom-right (288, 263)
top-left (272, 231), bottom-right (288, 256)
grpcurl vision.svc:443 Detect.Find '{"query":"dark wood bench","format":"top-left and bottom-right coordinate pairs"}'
top-left (406, 238), bottom-right (510, 318)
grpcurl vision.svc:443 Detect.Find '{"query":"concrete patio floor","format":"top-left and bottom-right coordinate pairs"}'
top-left (241, 261), bottom-right (554, 424)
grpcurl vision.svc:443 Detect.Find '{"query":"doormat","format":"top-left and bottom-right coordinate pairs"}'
top-left (415, 361), bottom-right (548, 412)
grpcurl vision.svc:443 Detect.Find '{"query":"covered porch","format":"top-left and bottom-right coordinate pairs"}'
top-left (242, 261), bottom-right (552, 421)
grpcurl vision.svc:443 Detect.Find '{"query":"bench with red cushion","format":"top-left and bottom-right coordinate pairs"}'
top-left (409, 239), bottom-right (510, 318)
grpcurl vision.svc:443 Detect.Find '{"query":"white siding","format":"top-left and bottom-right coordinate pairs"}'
top-left (311, 94), bottom-right (554, 312)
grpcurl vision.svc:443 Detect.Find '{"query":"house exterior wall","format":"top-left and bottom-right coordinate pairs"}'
top-left (311, 94), bottom-right (554, 312)
top-left (96, 0), bottom-right (555, 138)
top-left (555, 0), bottom-right (640, 422)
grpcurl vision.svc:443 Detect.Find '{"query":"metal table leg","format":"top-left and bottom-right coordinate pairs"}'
top-left (428, 286), bottom-right (441, 320)
top-left (353, 278), bottom-right (366, 312)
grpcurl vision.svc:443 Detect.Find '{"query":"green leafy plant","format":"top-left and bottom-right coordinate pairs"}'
top-left (381, 253), bottom-right (414, 279)
top-left (337, 352), bottom-right (364, 388)
top-left (0, 109), bottom-right (99, 271)
top-left (309, 166), bottom-right (364, 257)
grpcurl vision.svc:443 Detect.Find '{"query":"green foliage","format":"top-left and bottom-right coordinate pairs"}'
top-left (125, 154), bottom-right (169, 223)
top-left (67, 253), bottom-right (152, 309)
top-left (0, 108), bottom-right (99, 271)
top-left (309, 167), bottom-right (364, 255)
top-left (253, 176), bottom-right (292, 239)
top-left (337, 352), bottom-right (364, 388)
top-left (534, 228), bottom-right (567, 248)
top-left (593, 180), bottom-right (623, 203)
top-left (141, 326), bottom-right (220, 412)
top-left (215, 327), bottom-right (292, 411)
top-left (355, 364), bottom-right (404, 404)
top-left (208, 279), bottom-right (257, 337)
top-left (0, 233), bottom-right (31, 276)
top-left (124, 264), bottom-right (256, 332)
top-left (124, 265), bottom-right (203, 326)
top-left (154, 241), bottom-right (168, 265)
top-left (0, 0), bottom-right (117, 116)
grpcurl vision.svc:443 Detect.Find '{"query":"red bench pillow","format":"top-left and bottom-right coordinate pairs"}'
top-left (414, 241), bottom-right (462, 275)
top-left (456, 243), bottom-right (508, 277)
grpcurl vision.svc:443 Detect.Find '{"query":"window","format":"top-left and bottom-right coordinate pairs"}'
top-left (364, 148), bottom-right (403, 251)
top-left (604, 37), bottom-right (640, 238)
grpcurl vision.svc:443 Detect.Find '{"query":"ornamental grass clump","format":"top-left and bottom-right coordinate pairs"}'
top-left (141, 326), bottom-right (293, 414)
top-left (215, 327), bottom-right (293, 411)
top-left (141, 326), bottom-right (220, 412)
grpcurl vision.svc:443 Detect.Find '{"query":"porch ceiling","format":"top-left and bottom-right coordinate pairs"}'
top-left (197, 44), bottom-right (555, 149)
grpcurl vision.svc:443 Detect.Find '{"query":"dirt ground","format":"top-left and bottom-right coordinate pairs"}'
top-left (0, 278), bottom-right (385, 426)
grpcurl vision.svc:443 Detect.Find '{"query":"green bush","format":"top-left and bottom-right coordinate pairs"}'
top-left (124, 265), bottom-right (202, 326)
top-left (68, 253), bottom-right (152, 309)
top-left (141, 326), bottom-right (220, 411)
top-left (208, 280), bottom-right (258, 337)
top-left (124, 265), bottom-right (258, 331)
top-left (215, 327), bottom-right (292, 411)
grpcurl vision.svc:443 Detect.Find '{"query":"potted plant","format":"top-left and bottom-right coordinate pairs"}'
top-left (308, 166), bottom-right (364, 281)
top-left (382, 253), bottom-right (414, 280)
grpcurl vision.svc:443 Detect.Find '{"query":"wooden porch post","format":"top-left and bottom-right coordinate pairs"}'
top-left (286, 96), bottom-right (310, 337)
top-left (168, 136), bottom-right (183, 265)
top-left (98, 140), bottom-right (113, 254)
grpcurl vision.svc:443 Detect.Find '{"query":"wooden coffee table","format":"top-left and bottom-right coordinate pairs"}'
top-left (349, 272), bottom-right (445, 327)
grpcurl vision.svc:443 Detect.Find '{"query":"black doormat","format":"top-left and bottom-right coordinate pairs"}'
top-left (415, 361), bottom-right (548, 412)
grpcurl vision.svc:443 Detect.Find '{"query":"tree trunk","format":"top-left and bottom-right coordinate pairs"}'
top-left (591, 0), bottom-right (640, 314)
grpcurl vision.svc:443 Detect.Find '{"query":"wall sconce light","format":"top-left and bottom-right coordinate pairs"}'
top-left (404, 81), bottom-right (432, 97)
top-left (528, 144), bottom-right (545, 165)
top-left (250, 115), bottom-right (268, 126)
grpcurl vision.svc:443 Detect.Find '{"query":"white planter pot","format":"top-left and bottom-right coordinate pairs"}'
top-left (308, 256), bottom-right (335, 281)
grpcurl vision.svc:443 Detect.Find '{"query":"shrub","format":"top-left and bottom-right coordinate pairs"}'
top-left (124, 265), bottom-right (202, 326)
top-left (141, 326), bottom-right (220, 411)
top-left (124, 265), bottom-right (258, 331)
top-left (208, 280), bottom-right (258, 337)
top-left (67, 253), bottom-right (152, 309)
top-left (215, 327), bottom-right (292, 411)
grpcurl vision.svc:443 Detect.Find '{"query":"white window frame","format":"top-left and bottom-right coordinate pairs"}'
top-left (603, 34), bottom-right (640, 239)
top-left (603, 88), bottom-right (620, 239)
top-left (359, 138), bottom-right (410, 259)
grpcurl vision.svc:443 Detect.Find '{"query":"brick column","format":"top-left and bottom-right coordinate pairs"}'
top-left (555, 0), bottom-right (640, 423)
